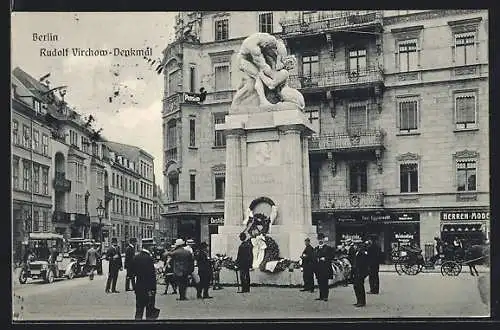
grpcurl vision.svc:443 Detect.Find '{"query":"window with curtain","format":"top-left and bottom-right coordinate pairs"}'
top-left (214, 113), bottom-right (226, 147)
top-left (400, 163), bottom-right (418, 193)
top-left (399, 40), bottom-right (418, 72)
top-left (455, 32), bottom-right (476, 66)
top-left (457, 160), bottom-right (476, 191)
top-left (349, 162), bottom-right (368, 193)
top-left (349, 49), bottom-right (367, 73)
top-left (398, 99), bottom-right (419, 131)
top-left (215, 19), bottom-right (229, 41)
top-left (455, 93), bottom-right (476, 129)
top-left (214, 65), bottom-right (230, 91)
top-left (348, 104), bottom-right (367, 133)
top-left (259, 12), bottom-right (273, 33)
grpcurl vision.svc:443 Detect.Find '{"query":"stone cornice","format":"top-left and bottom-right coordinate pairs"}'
top-left (383, 9), bottom-right (484, 26)
top-left (454, 149), bottom-right (479, 159)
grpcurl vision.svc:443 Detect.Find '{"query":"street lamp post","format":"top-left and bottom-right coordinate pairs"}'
top-left (96, 201), bottom-right (105, 248)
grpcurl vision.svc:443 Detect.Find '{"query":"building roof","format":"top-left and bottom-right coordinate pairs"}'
top-left (104, 141), bottom-right (154, 161)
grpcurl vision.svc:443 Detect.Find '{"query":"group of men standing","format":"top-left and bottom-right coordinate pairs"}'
top-left (299, 233), bottom-right (382, 307)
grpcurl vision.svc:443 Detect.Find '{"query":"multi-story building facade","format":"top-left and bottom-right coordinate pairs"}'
top-left (12, 68), bottom-right (158, 254)
top-left (104, 141), bottom-right (156, 250)
top-left (11, 73), bottom-right (54, 262)
top-left (13, 67), bottom-right (112, 247)
top-left (161, 10), bottom-right (489, 261)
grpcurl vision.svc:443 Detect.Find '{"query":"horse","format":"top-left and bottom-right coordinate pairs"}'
top-left (463, 244), bottom-right (489, 276)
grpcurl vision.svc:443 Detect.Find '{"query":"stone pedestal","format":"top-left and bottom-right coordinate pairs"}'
top-left (211, 104), bottom-right (319, 284)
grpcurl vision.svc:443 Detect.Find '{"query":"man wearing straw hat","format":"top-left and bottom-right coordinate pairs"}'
top-left (168, 238), bottom-right (194, 301)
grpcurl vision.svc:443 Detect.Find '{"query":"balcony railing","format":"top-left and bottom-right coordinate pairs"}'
top-left (52, 211), bottom-right (70, 223)
top-left (280, 11), bottom-right (383, 35)
top-left (309, 129), bottom-right (384, 152)
top-left (53, 172), bottom-right (71, 192)
top-left (288, 67), bottom-right (384, 91)
top-left (163, 93), bottom-right (182, 115)
top-left (312, 192), bottom-right (384, 210)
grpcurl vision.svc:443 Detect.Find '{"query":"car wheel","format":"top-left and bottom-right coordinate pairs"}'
top-left (45, 270), bottom-right (55, 283)
top-left (19, 270), bottom-right (28, 284)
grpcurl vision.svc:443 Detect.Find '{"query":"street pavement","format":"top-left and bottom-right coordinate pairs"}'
top-left (12, 261), bottom-right (489, 320)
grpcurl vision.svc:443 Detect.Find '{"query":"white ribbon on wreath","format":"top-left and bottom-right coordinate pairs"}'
top-left (243, 208), bottom-right (254, 226)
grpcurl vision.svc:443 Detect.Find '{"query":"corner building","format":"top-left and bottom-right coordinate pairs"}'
top-left (161, 10), bottom-right (489, 261)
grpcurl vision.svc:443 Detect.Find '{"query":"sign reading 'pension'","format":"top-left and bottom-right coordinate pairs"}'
top-left (440, 211), bottom-right (490, 221)
top-left (209, 217), bottom-right (224, 225)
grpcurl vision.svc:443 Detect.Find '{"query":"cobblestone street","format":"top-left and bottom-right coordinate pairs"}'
top-left (13, 264), bottom-right (489, 320)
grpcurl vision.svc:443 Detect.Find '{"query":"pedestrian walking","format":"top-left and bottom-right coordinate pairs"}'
top-left (366, 236), bottom-right (381, 294)
top-left (314, 233), bottom-right (333, 301)
top-left (162, 251), bottom-right (177, 295)
top-left (130, 247), bottom-right (160, 320)
top-left (125, 238), bottom-right (137, 291)
top-left (105, 237), bottom-right (123, 294)
top-left (352, 242), bottom-right (369, 307)
top-left (195, 242), bottom-right (213, 299)
top-left (85, 243), bottom-right (99, 280)
top-left (168, 238), bottom-right (194, 301)
top-left (235, 232), bottom-right (253, 293)
top-left (300, 238), bottom-right (315, 293)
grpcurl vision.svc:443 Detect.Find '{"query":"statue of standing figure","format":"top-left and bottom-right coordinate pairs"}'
top-left (232, 32), bottom-right (305, 110)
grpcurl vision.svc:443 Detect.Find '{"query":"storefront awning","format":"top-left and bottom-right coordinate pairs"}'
top-left (442, 224), bottom-right (483, 232)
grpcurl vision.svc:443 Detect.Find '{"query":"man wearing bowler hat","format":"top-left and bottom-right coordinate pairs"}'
top-left (105, 237), bottom-right (123, 293)
top-left (125, 237), bottom-right (137, 291)
top-left (300, 238), bottom-right (315, 293)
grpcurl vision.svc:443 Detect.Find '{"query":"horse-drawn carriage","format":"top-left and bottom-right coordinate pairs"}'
top-left (392, 243), bottom-right (488, 276)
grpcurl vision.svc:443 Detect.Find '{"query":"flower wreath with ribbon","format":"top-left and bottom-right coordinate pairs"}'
top-left (242, 197), bottom-right (278, 237)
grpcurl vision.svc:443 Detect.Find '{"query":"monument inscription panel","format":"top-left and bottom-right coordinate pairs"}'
top-left (247, 141), bottom-right (280, 167)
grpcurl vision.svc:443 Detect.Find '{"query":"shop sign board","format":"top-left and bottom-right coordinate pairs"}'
top-left (394, 232), bottom-right (415, 246)
top-left (209, 217), bottom-right (224, 225)
top-left (440, 211), bottom-right (489, 221)
top-left (336, 212), bottom-right (419, 222)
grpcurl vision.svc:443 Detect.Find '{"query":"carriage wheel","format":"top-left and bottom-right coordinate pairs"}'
top-left (402, 263), bottom-right (421, 276)
top-left (394, 262), bottom-right (405, 275)
top-left (441, 261), bottom-right (462, 276)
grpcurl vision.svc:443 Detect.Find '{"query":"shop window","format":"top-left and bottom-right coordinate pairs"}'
top-left (455, 92), bottom-right (477, 130)
top-left (349, 162), bottom-right (367, 193)
top-left (400, 163), bottom-right (418, 193)
top-left (457, 160), bottom-right (476, 192)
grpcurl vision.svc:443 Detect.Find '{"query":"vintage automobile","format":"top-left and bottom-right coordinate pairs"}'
top-left (66, 238), bottom-right (103, 277)
top-left (19, 233), bottom-right (73, 284)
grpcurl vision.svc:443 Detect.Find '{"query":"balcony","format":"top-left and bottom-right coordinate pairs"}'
top-left (288, 67), bottom-right (384, 92)
top-left (312, 192), bottom-right (384, 211)
top-left (280, 11), bottom-right (383, 36)
top-left (52, 211), bottom-right (70, 223)
top-left (163, 93), bottom-right (182, 115)
top-left (53, 172), bottom-right (71, 193)
top-left (309, 129), bottom-right (385, 153)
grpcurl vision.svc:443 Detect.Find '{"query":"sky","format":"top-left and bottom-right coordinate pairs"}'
top-left (11, 12), bottom-right (178, 189)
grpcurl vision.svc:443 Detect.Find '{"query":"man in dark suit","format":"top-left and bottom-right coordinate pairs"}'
top-left (314, 233), bottom-right (334, 301)
top-left (345, 238), bottom-right (356, 284)
top-left (367, 236), bottom-right (381, 294)
top-left (352, 242), bottom-right (370, 307)
top-left (125, 238), bottom-right (137, 291)
top-left (105, 237), bottom-right (123, 293)
top-left (300, 238), bottom-right (315, 292)
top-left (235, 232), bottom-right (253, 293)
top-left (195, 242), bottom-right (213, 299)
top-left (130, 247), bottom-right (160, 320)
top-left (168, 238), bottom-right (194, 301)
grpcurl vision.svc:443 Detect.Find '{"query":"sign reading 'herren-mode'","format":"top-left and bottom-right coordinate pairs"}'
top-left (440, 211), bottom-right (490, 221)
